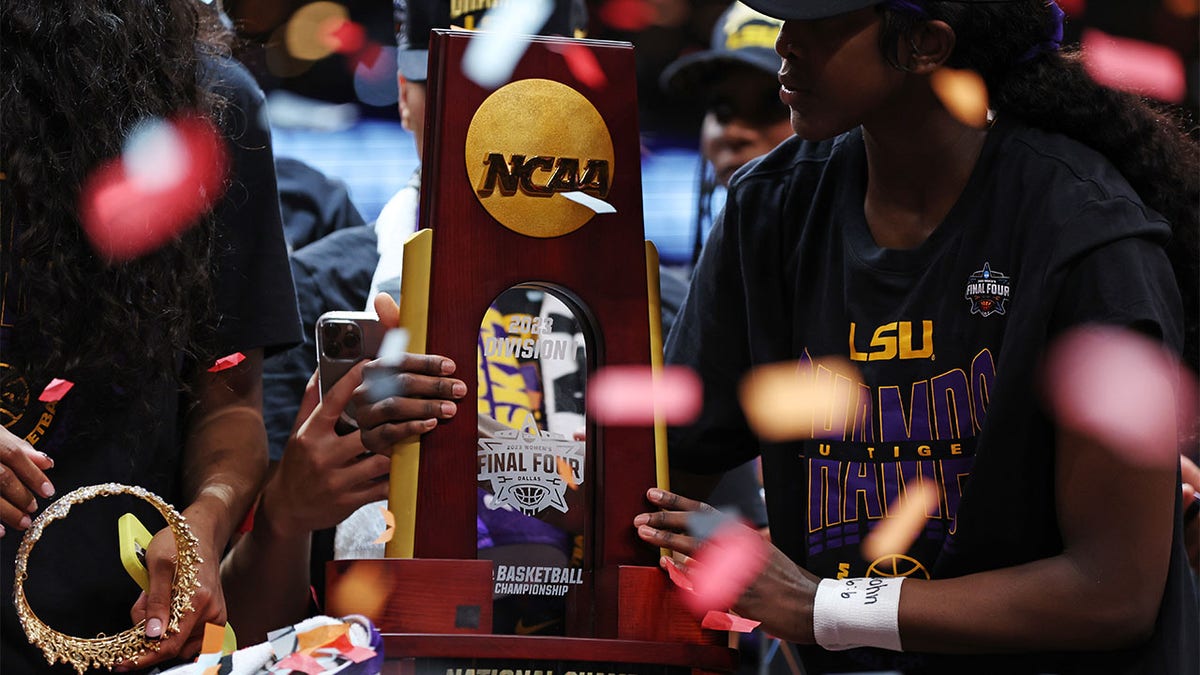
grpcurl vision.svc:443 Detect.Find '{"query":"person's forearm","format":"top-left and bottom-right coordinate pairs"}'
top-left (182, 351), bottom-right (270, 552)
top-left (220, 480), bottom-right (313, 642)
top-left (897, 551), bottom-right (1163, 653)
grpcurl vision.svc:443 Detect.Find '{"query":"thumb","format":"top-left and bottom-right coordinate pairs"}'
top-left (374, 292), bottom-right (400, 329)
top-left (316, 360), bottom-right (366, 425)
top-left (291, 371), bottom-right (322, 435)
top-left (141, 532), bottom-right (177, 640)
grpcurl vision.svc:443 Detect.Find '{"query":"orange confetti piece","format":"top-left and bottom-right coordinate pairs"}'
top-left (199, 622), bottom-right (225, 656)
top-left (207, 352), bottom-right (246, 372)
top-left (556, 456), bottom-right (580, 490)
top-left (738, 357), bottom-right (863, 442)
top-left (285, 1), bottom-right (349, 61)
top-left (701, 610), bottom-right (761, 633)
top-left (930, 67), bottom-right (990, 129)
top-left (38, 378), bottom-right (74, 403)
top-left (296, 622), bottom-right (349, 652)
top-left (326, 561), bottom-right (396, 619)
top-left (861, 479), bottom-right (940, 561)
top-left (372, 506), bottom-right (396, 545)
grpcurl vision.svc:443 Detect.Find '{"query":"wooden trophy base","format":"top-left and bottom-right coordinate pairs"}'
top-left (326, 560), bottom-right (737, 674)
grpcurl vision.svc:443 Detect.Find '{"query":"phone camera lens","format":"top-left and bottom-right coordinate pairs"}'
top-left (343, 332), bottom-right (360, 350)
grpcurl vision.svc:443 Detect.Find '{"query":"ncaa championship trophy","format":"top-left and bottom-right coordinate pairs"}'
top-left (323, 30), bottom-right (737, 674)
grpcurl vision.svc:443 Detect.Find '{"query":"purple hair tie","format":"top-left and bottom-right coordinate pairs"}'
top-left (883, 0), bottom-right (927, 16)
top-left (1020, 0), bottom-right (1065, 62)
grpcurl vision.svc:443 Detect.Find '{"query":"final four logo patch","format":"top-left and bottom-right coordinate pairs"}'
top-left (965, 263), bottom-right (1011, 317)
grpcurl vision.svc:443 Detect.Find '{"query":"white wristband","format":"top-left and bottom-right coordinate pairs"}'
top-left (812, 577), bottom-right (904, 652)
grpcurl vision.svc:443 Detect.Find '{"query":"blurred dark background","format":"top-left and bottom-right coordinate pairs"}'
top-left (219, 0), bottom-right (1198, 263)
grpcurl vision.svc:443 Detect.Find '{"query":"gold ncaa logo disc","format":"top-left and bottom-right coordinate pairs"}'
top-left (465, 79), bottom-right (615, 238)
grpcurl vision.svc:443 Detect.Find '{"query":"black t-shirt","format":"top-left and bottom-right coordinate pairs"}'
top-left (0, 55), bottom-right (301, 674)
top-left (666, 118), bottom-right (1197, 673)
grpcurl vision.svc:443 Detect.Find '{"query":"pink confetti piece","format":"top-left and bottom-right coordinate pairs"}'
top-left (372, 506), bottom-right (396, 545)
top-left (701, 610), bottom-right (761, 633)
top-left (1042, 327), bottom-right (1196, 469)
top-left (1082, 28), bottom-right (1187, 104)
top-left (342, 646), bottom-right (377, 663)
top-left (79, 114), bottom-right (227, 262)
top-left (664, 557), bottom-right (694, 592)
top-left (38, 378), bottom-right (74, 403)
top-left (683, 521), bottom-right (768, 615)
top-left (207, 352), bottom-right (247, 372)
top-left (588, 365), bottom-right (702, 426)
top-left (560, 43), bottom-right (606, 89)
top-left (598, 0), bottom-right (656, 31)
top-left (274, 652), bottom-right (326, 675)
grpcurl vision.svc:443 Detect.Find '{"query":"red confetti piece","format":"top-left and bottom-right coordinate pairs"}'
top-left (342, 646), bottom-right (377, 663)
top-left (1056, 0), bottom-right (1086, 17)
top-left (321, 17), bottom-right (366, 55)
top-left (664, 556), bottom-right (694, 592)
top-left (1082, 28), bottom-right (1187, 104)
top-left (354, 42), bottom-right (385, 71)
top-left (207, 352), bottom-right (247, 373)
top-left (1042, 326), bottom-right (1196, 469)
top-left (598, 0), bottom-right (656, 31)
top-left (588, 365), bottom-right (702, 426)
top-left (79, 114), bottom-right (227, 262)
top-left (235, 498), bottom-right (257, 535)
top-left (38, 378), bottom-right (74, 403)
top-left (682, 522), bottom-right (768, 615)
top-left (701, 610), bottom-right (761, 633)
top-left (560, 44), bottom-right (606, 90)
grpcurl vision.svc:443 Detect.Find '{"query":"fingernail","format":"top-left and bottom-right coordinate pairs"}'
top-left (441, 359), bottom-right (455, 375)
top-left (18, 515), bottom-right (31, 530)
top-left (633, 514), bottom-right (649, 526)
top-left (41, 482), bottom-right (54, 498)
top-left (451, 382), bottom-right (467, 397)
top-left (26, 499), bottom-right (37, 513)
top-left (440, 402), bottom-right (456, 417)
top-left (145, 618), bottom-right (163, 638)
top-left (39, 452), bottom-right (54, 468)
top-left (638, 525), bottom-right (656, 537)
top-left (0, 524), bottom-right (7, 537)
top-left (648, 488), bottom-right (663, 501)
top-left (424, 418), bottom-right (438, 429)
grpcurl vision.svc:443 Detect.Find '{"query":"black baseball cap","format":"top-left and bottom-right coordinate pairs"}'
top-left (660, 2), bottom-right (784, 96)
top-left (740, 0), bottom-right (884, 21)
top-left (394, 0), bottom-right (589, 82)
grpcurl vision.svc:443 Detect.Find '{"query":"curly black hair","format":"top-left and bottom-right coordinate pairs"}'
top-left (879, 0), bottom-right (1200, 372)
top-left (1, 1), bottom-right (233, 410)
